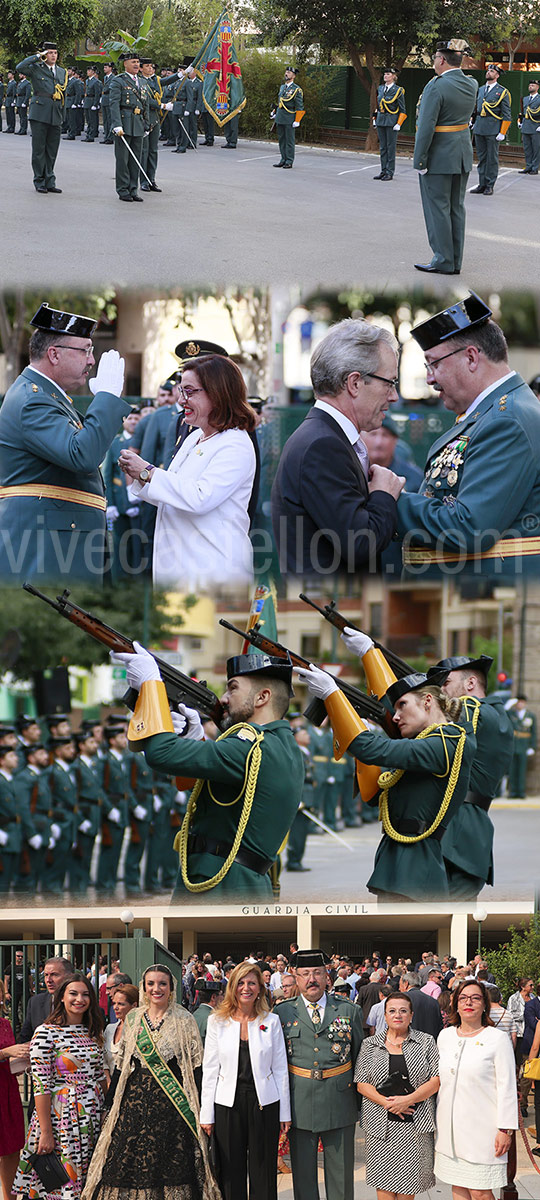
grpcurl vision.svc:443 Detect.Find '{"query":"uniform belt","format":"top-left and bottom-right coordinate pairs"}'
top-left (187, 833), bottom-right (274, 876)
top-left (402, 536), bottom-right (540, 566)
top-left (514, 731), bottom-right (531, 738)
top-left (463, 790), bottom-right (491, 811)
top-left (394, 818), bottom-right (444, 841)
top-left (434, 123), bottom-right (469, 132)
top-left (312, 756), bottom-right (329, 762)
top-left (0, 484), bottom-right (106, 510)
top-left (288, 1062), bottom-right (351, 1081)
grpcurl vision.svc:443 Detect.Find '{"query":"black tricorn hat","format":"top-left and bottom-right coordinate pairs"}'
top-left (0, 724), bottom-right (17, 737)
top-left (174, 339), bottom-right (229, 367)
top-left (45, 713), bottom-right (71, 728)
top-left (285, 65), bottom-right (298, 73)
top-left (385, 670), bottom-right (448, 707)
top-left (22, 742), bottom-right (46, 756)
top-left (41, 42), bottom-right (58, 50)
top-left (226, 653), bottom-right (294, 697)
top-left (49, 735), bottom-right (75, 748)
top-left (290, 949), bottom-right (330, 969)
top-left (194, 979), bottom-right (221, 993)
top-left (486, 62), bottom-right (503, 74)
top-left (120, 49), bottom-right (140, 61)
top-left (16, 714), bottom-right (40, 730)
top-left (411, 292), bottom-right (492, 352)
top-left (30, 302), bottom-right (97, 339)
top-left (139, 57), bottom-right (155, 65)
top-left (103, 724), bottom-right (127, 739)
top-left (429, 654), bottom-right (493, 678)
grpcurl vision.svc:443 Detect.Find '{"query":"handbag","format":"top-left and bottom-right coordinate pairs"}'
top-left (523, 1057), bottom-right (540, 1081)
top-left (28, 1151), bottom-right (70, 1190)
top-left (376, 1069), bottom-right (416, 1123)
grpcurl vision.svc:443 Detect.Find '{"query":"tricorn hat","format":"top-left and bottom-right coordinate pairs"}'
top-left (411, 292), bottom-right (492, 352)
top-left (385, 670), bottom-right (448, 707)
top-left (485, 62), bottom-right (503, 74)
top-left (290, 949), bottom-right (330, 969)
top-left (30, 302), bottom-right (97, 339)
top-left (226, 653), bottom-right (294, 697)
top-left (429, 654), bottom-right (493, 678)
top-left (41, 42), bottom-right (58, 50)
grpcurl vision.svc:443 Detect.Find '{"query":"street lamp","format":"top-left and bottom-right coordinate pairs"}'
top-left (472, 906), bottom-right (488, 954)
top-left (120, 909), bottom-right (134, 939)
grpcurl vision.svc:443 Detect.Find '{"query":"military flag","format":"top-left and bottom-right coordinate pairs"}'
top-left (192, 9), bottom-right (246, 128)
top-left (242, 583), bottom-right (278, 654)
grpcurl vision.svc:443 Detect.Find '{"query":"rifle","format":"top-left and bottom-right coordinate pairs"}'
top-left (218, 618), bottom-right (396, 735)
top-left (23, 585), bottom-right (223, 727)
top-left (299, 594), bottom-right (413, 679)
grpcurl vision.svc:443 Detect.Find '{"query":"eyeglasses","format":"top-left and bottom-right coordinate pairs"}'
top-left (363, 372), bottom-right (399, 391)
top-left (52, 344), bottom-right (94, 359)
top-left (457, 994), bottom-right (484, 1003)
top-left (179, 386), bottom-right (204, 401)
top-left (423, 346), bottom-right (468, 373)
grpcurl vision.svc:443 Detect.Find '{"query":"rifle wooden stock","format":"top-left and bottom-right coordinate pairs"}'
top-left (23, 584), bottom-right (223, 727)
top-left (299, 593), bottom-right (413, 678)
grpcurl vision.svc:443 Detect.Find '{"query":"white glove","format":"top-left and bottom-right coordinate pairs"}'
top-left (536, 126), bottom-right (540, 132)
top-left (175, 703), bottom-right (204, 740)
top-left (91, 105), bottom-right (97, 110)
top-left (48, 837), bottom-right (56, 849)
top-left (340, 625), bottom-right (374, 658)
top-left (327, 776), bottom-right (335, 784)
top-left (294, 664), bottom-right (338, 699)
top-left (71, 104), bottom-right (77, 108)
top-left (110, 640), bottom-right (162, 688)
top-left (496, 132), bottom-right (505, 141)
top-left (293, 120), bottom-right (299, 127)
top-left (125, 506), bottom-right (139, 517)
top-left (270, 109), bottom-right (276, 118)
top-left (184, 109), bottom-right (189, 115)
top-left (50, 823), bottom-right (61, 840)
top-left (108, 806), bottom-right (121, 824)
top-left (88, 349), bottom-right (125, 398)
top-left (133, 805), bottom-right (147, 821)
top-left (195, 109), bottom-right (200, 115)
top-left (106, 505), bottom-right (119, 522)
top-left (0, 829), bottom-right (8, 846)
top-left (28, 834), bottom-right (43, 850)
top-left (393, 122), bottom-right (401, 130)
top-left (417, 167), bottom-right (428, 174)
top-left (79, 820), bottom-right (92, 834)
top-left (113, 126), bottom-right (124, 135)
top-left (527, 748), bottom-right (535, 757)
top-left (164, 102), bottom-right (173, 111)
top-left (153, 795), bottom-right (163, 812)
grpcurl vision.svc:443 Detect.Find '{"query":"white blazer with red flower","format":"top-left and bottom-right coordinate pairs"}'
top-left (200, 1010), bottom-right (291, 1122)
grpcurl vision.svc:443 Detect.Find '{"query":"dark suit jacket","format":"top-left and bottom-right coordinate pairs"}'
top-left (271, 406), bottom-right (397, 573)
top-left (407, 986), bottom-right (443, 1040)
top-left (20, 990), bottom-right (53, 1042)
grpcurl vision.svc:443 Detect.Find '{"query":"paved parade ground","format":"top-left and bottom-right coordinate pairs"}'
top-left (2, 134), bottom-right (539, 289)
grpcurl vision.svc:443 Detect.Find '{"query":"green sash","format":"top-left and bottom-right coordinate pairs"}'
top-left (135, 1015), bottom-right (199, 1141)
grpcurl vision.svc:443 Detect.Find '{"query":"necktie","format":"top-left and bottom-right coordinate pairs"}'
top-left (310, 1004), bottom-right (321, 1025)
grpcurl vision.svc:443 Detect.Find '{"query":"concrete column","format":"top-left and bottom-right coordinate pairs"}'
top-left (437, 925), bottom-right (451, 958)
top-left (54, 916), bottom-right (74, 953)
top-left (150, 915), bottom-right (168, 946)
top-left (296, 911), bottom-right (313, 948)
top-left (450, 912), bottom-right (468, 963)
top-left (182, 928), bottom-right (197, 959)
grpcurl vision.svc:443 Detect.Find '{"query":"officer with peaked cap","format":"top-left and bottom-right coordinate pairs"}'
top-left (276, 948), bottom-right (364, 1200)
top-left (413, 38), bottom-right (478, 273)
top-left (0, 302), bottom-right (130, 585)
top-left (471, 63), bottom-right (512, 194)
top-left (518, 78), bottom-right (540, 174)
top-left (295, 664), bottom-right (475, 900)
top-left (109, 50), bottom-right (150, 201)
top-left (396, 292), bottom-right (540, 577)
top-left (16, 41), bottom-right (68, 191)
top-left (426, 654), bottom-right (514, 897)
top-left (109, 643), bottom-right (305, 900)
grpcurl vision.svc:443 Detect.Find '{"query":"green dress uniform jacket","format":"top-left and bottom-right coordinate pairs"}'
top-left (193, 1002), bottom-right (213, 1044)
top-left (0, 772), bottom-right (24, 890)
top-left (441, 696), bottom-right (514, 895)
top-left (508, 705), bottom-right (537, 797)
top-left (12, 765), bottom-right (49, 892)
top-left (375, 82), bottom-right (406, 177)
top-left (397, 372), bottom-right (540, 577)
top-left (349, 720), bottom-right (476, 899)
top-left (124, 751), bottom-right (154, 890)
top-left (139, 720), bottom-right (304, 900)
top-left (520, 91), bottom-right (540, 172)
top-left (101, 73), bottom-right (114, 140)
top-left (0, 80), bottom-right (4, 131)
top-left (83, 75), bottom-right (102, 139)
top-left (414, 68), bottom-right (478, 272)
top-left (277, 995), bottom-right (363, 1200)
top-left (46, 760), bottom-right (79, 892)
top-left (0, 365), bottom-right (131, 585)
top-left (473, 82), bottom-right (512, 189)
top-left (109, 72), bottom-right (149, 198)
top-left (140, 73), bottom-right (163, 183)
top-left (275, 81), bottom-right (304, 166)
top-left (16, 54), bottom-right (67, 190)
top-left (102, 431), bottom-right (143, 578)
top-left (97, 749), bottom-right (131, 890)
top-left (5, 79), bottom-right (17, 132)
top-left (140, 405), bottom-right (176, 466)
top-left (16, 78), bottom-right (31, 133)
top-left (144, 770), bottom-right (183, 891)
top-left (71, 754), bottom-right (103, 891)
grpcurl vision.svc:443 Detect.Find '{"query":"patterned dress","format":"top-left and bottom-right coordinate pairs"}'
top-left (14, 1023), bottom-right (105, 1200)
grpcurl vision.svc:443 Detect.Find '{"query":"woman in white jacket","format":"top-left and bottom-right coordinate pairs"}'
top-left (200, 962), bottom-right (291, 1200)
top-left (435, 978), bottom-right (518, 1198)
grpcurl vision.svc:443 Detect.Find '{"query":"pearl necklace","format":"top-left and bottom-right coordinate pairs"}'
top-left (195, 431), bottom-right (219, 455)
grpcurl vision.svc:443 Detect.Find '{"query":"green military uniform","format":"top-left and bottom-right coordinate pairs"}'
top-left (73, 752), bottom-right (104, 893)
top-left (277, 993), bottom-right (363, 1200)
top-left (0, 770), bottom-right (24, 891)
top-left (338, 753), bottom-right (358, 827)
top-left (12, 761), bottom-right (52, 891)
top-left (82, 72), bottom-right (102, 141)
top-left (472, 78), bottom-right (512, 191)
top-left (519, 86), bottom-right (540, 173)
top-left (74, 74), bottom-right (85, 135)
top-left (97, 746), bottom-right (130, 891)
top-left (375, 80), bottom-right (406, 178)
top-left (0, 365), bottom-right (130, 586)
top-left (193, 1002), bottom-right (214, 1043)
top-left (308, 725), bottom-right (333, 824)
top-left (140, 720), bottom-right (304, 900)
top-left (16, 53), bottom-right (67, 191)
top-left (170, 75), bottom-right (190, 151)
top-left (143, 771), bottom-right (184, 892)
top-left (139, 71), bottom-right (163, 186)
top-left (274, 75), bottom-right (304, 167)
top-left (414, 67), bottom-right (478, 272)
top-left (5, 77), bottom-right (18, 133)
top-left (0, 78), bottom-right (4, 132)
top-left (109, 70), bottom-right (149, 199)
top-left (184, 75), bottom-right (203, 149)
top-left (46, 757), bottom-right (79, 893)
top-left (286, 745), bottom-right (312, 871)
top-left (124, 751), bottom-right (154, 892)
top-left (100, 70), bottom-right (115, 142)
top-left (64, 72), bottom-right (79, 138)
top-left (103, 430), bottom-right (143, 579)
top-left (441, 696), bottom-right (514, 897)
top-left (140, 405), bottom-right (176, 465)
top-left (508, 704), bottom-right (537, 797)
top-left (16, 77), bottom-right (31, 134)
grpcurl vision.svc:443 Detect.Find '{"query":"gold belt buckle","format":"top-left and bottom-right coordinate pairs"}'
top-left (311, 1069), bottom-right (323, 1080)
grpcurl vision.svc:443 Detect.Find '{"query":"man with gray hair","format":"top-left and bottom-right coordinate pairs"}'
top-left (271, 318), bottom-right (405, 576)
top-left (399, 970), bottom-right (443, 1038)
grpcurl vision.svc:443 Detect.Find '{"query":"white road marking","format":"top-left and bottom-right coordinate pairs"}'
top-left (237, 154), bottom-right (276, 162)
top-left (468, 229), bottom-right (540, 248)
top-left (338, 164), bottom-right (383, 176)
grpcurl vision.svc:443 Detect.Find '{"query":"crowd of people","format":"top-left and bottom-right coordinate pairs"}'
top-left (1, 945), bottom-right (539, 1200)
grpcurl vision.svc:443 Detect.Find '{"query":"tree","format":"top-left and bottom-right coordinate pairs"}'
top-left (1, 0), bottom-right (100, 62)
top-left (484, 916), bottom-right (540, 1001)
top-left (0, 290), bottom-right (117, 390)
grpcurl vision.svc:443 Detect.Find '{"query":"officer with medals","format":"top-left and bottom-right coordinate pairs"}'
top-left (111, 643), bottom-right (305, 901)
top-left (396, 292), bottom-right (540, 577)
top-left (276, 948), bottom-right (364, 1200)
top-left (413, 38), bottom-right (478, 273)
top-left (16, 41), bottom-right (67, 192)
top-left (373, 67), bottom-right (406, 181)
top-left (16, 73), bottom-right (31, 134)
top-left (518, 78), bottom-right (540, 174)
top-left (82, 65), bottom-right (102, 142)
top-left (109, 49), bottom-right (150, 201)
top-left (427, 654), bottom-right (514, 898)
top-left (272, 66), bottom-right (305, 169)
top-left (139, 57), bottom-right (164, 190)
top-left (0, 302), bottom-right (130, 585)
top-left (471, 63), bottom-right (512, 194)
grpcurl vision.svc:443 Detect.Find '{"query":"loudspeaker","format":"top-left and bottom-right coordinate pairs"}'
top-left (32, 668), bottom-right (71, 716)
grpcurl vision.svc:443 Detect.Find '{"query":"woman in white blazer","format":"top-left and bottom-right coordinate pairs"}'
top-left (200, 962), bottom-right (291, 1200)
top-left (435, 978), bottom-right (518, 1198)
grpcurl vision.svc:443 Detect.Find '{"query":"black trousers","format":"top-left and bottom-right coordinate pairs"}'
top-left (214, 1086), bottom-right (280, 1200)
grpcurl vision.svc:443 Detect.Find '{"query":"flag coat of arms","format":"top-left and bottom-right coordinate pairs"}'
top-left (192, 9), bottom-right (246, 127)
